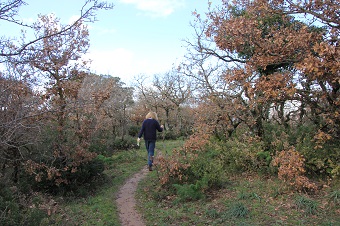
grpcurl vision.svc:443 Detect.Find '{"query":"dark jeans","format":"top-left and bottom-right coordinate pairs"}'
top-left (145, 140), bottom-right (156, 167)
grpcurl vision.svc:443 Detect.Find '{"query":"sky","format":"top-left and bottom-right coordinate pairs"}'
top-left (2, 0), bottom-right (212, 85)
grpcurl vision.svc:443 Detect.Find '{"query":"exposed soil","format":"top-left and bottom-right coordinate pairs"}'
top-left (116, 166), bottom-right (149, 226)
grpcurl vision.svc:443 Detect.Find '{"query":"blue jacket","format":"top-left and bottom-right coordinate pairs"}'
top-left (138, 118), bottom-right (163, 141)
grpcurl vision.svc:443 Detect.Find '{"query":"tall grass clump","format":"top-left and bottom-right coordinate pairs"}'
top-left (328, 190), bottom-right (340, 204)
top-left (295, 195), bottom-right (319, 215)
top-left (225, 202), bottom-right (250, 218)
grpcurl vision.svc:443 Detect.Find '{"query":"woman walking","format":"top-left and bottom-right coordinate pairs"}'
top-left (137, 112), bottom-right (164, 171)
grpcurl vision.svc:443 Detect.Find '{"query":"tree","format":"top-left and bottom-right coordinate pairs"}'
top-left (3, 14), bottom-right (99, 185)
top-left (0, 1), bottom-right (114, 183)
top-left (181, 13), bottom-right (248, 139)
top-left (186, 0), bottom-right (339, 178)
top-left (153, 69), bottom-right (193, 135)
top-left (282, 0), bottom-right (340, 142)
top-left (184, 0), bottom-right (335, 142)
top-left (0, 0), bottom-right (113, 61)
top-left (80, 74), bottom-right (134, 141)
top-left (207, 1), bottom-right (322, 138)
top-left (0, 1), bottom-right (114, 223)
top-left (134, 70), bottom-right (194, 138)
top-left (0, 72), bottom-right (43, 182)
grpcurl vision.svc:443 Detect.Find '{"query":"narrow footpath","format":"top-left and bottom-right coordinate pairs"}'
top-left (116, 167), bottom-right (149, 226)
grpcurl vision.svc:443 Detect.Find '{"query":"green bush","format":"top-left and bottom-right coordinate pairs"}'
top-left (189, 150), bottom-right (226, 188)
top-left (302, 142), bottom-right (340, 179)
top-left (173, 182), bottom-right (205, 202)
top-left (66, 156), bottom-right (105, 184)
top-left (24, 208), bottom-right (48, 226)
top-left (128, 125), bottom-right (140, 137)
top-left (263, 121), bottom-right (339, 179)
top-left (110, 136), bottom-right (137, 150)
top-left (89, 136), bottom-right (138, 156)
top-left (0, 184), bottom-right (49, 226)
top-left (162, 130), bottom-right (177, 140)
top-left (89, 141), bottom-right (110, 155)
top-left (0, 186), bottom-right (21, 226)
top-left (97, 154), bottom-right (115, 165)
top-left (25, 156), bottom-right (105, 196)
top-left (165, 137), bottom-right (265, 192)
top-left (218, 138), bottom-right (266, 174)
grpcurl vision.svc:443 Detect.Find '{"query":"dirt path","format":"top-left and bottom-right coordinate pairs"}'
top-left (116, 166), bottom-right (149, 226)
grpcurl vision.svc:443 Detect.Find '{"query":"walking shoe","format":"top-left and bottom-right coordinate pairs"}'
top-left (148, 166), bottom-right (153, 171)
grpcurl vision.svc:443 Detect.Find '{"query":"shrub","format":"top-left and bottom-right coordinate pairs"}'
top-left (24, 208), bottom-right (48, 226)
top-left (272, 147), bottom-right (318, 192)
top-left (0, 184), bottom-right (51, 226)
top-left (189, 149), bottom-right (226, 188)
top-left (97, 154), bottom-right (115, 166)
top-left (156, 134), bottom-right (265, 190)
top-left (218, 138), bottom-right (266, 174)
top-left (264, 122), bottom-right (340, 179)
top-left (173, 182), bottom-right (205, 202)
top-left (128, 125), bottom-right (140, 137)
top-left (0, 186), bottom-right (21, 226)
top-left (162, 130), bottom-right (177, 140)
top-left (25, 156), bottom-right (105, 195)
top-left (156, 133), bottom-right (220, 188)
top-left (301, 142), bottom-right (340, 179)
top-left (155, 147), bottom-right (191, 186)
top-left (110, 136), bottom-right (136, 150)
top-left (89, 141), bottom-right (110, 155)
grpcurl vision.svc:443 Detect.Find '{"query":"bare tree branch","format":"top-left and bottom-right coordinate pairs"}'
top-left (0, 0), bottom-right (113, 60)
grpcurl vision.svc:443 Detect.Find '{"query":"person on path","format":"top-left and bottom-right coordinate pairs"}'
top-left (137, 112), bottom-right (164, 171)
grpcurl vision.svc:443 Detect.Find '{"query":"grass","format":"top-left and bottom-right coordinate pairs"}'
top-left (137, 168), bottom-right (340, 225)
top-left (295, 195), bottom-right (319, 215)
top-left (50, 139), bottom-right (339, 226)
top-left (137, 174), bottom-right (340, 225)
top-left (49, 148), bottom-right (146, 226)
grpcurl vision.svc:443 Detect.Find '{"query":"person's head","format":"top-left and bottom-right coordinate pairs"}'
top-left (145, 111), bottom-right (158, 120)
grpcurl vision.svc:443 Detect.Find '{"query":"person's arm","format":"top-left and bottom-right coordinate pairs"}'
top-left (138, 121), bottom-right (145, 138)
top-left (137, 122), bottom-right (145, 145)
top-left (156, 121), bottom-right (164, 132)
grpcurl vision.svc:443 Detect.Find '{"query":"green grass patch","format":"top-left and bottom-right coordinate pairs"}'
top-left (48, 148), bottom-right (146, 225)
top-left (295, 195), bottom-right (319, 215)
top-left (137, 172), bottom-right (340, 226)
top-left (329, 189), bottom-right (340, 204)
top-left (44, 139), bottom-right (339, 226)
top-left (225, 201), bottom-right (249, 218)
top-left (46, 140), bottom-right (183, 225)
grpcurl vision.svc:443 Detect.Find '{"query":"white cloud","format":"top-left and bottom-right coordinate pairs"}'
top-left (68, 15), bottom-right (79, 24)
top-left (22, 17), bottom-right (36, 24)
top-left (95, 27), bottom-right (117, 36)
top-left (119, 0), bottom-right (185, 17)
top-left (86, 48), bottom-right (134, 76)
top-left (85, 48), bottom-right (173, 84)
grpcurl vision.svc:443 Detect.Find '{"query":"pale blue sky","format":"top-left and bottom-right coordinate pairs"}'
top-left (3, 0), bottom-right (211, 85)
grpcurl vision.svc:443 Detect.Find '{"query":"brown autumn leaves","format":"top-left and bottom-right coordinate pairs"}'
top-left (1, 0), bottom-right (339, 191)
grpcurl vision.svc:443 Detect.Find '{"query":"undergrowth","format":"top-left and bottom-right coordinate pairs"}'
top-left (46, 148), bottom-right (146, 225)
top-left (137, 172), bottom-right (340, 225)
